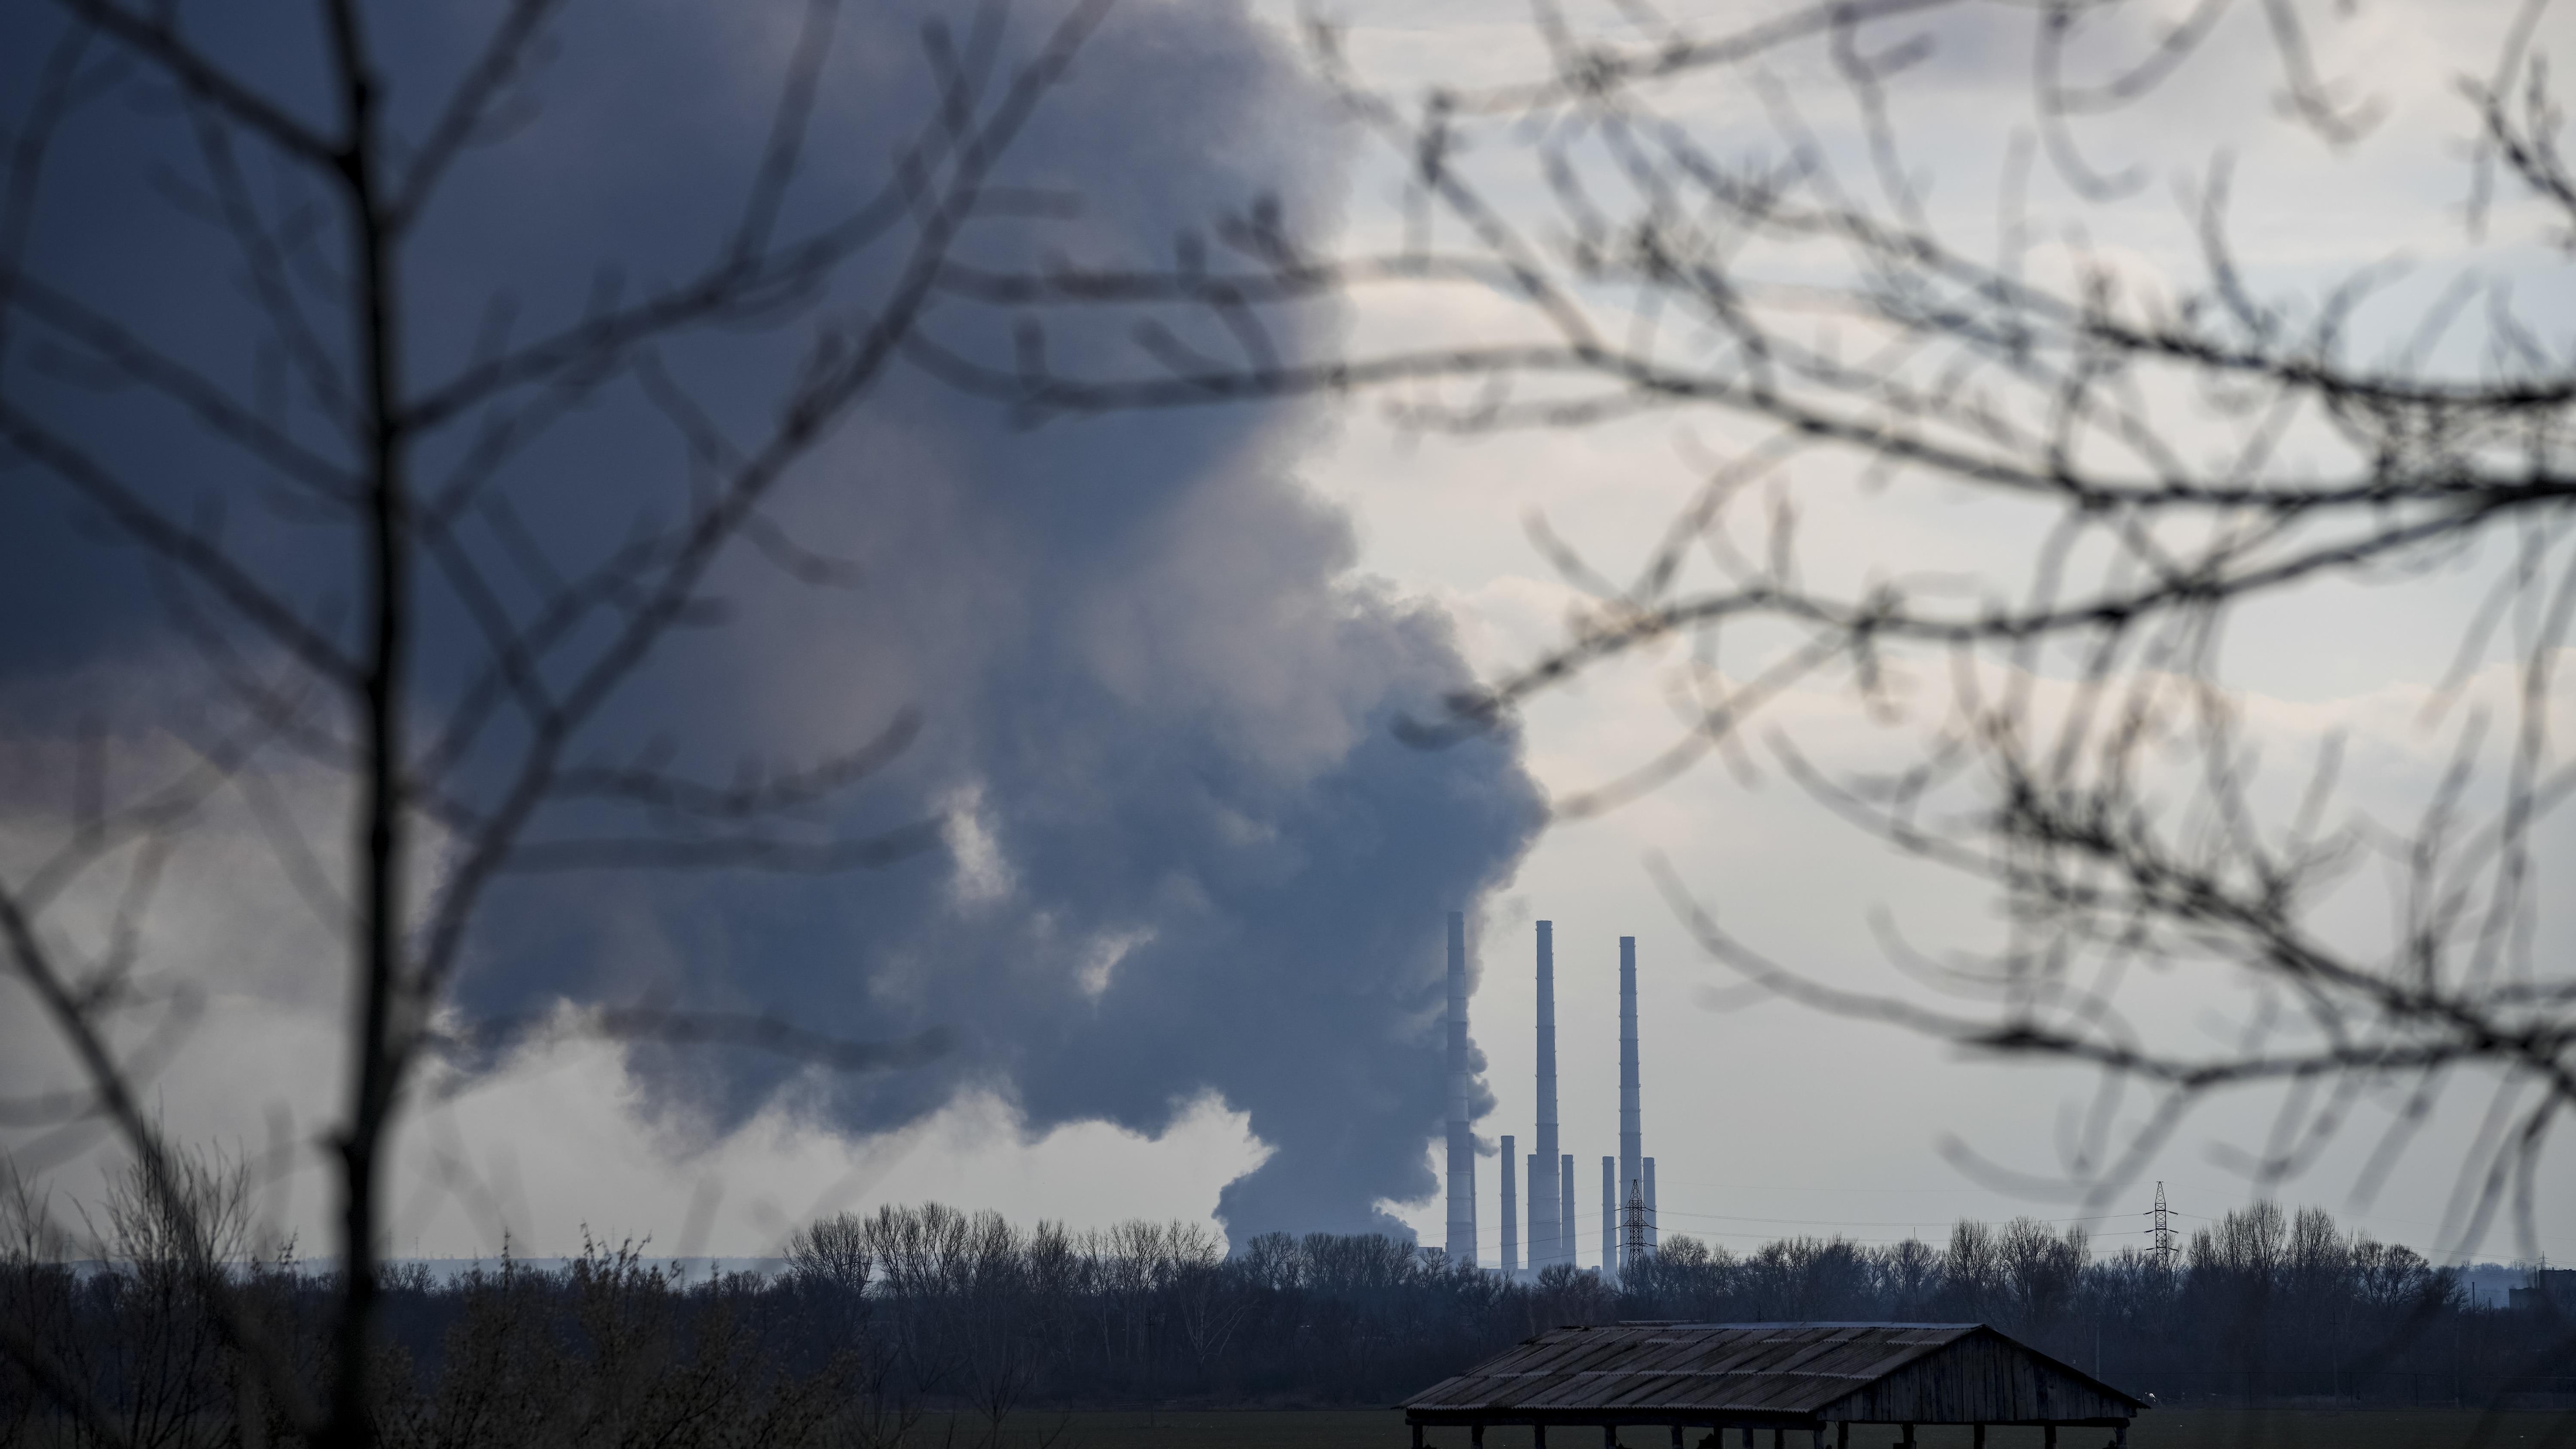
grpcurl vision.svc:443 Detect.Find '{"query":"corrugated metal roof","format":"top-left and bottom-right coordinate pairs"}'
top-left (1402, 1322), bottom-right (2145, 1424)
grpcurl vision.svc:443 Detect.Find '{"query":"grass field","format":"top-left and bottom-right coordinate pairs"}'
top-left (913, 1408), bottom-right (2576, 1449)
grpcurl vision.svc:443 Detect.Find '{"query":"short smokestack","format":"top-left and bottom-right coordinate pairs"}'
top-left (1558, 1154), bottom-right (1573, 1274)
top-left (1500, 1134), bottom-right (1518, 1276)
top-left (1600, 1155), bottom-right (1616, 1284)
top-left (1532, 921), bottom-right (1561, 1270)
top-left (1644, 1156), bottom-right (1657, 1254)
top-left (1445, 911), bottom-right (1475, 1268)
top-left (1618, 935), bottom-right (1641, 1276)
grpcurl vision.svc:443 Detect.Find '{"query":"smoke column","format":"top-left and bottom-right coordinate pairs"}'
top-left (0, 0), bottom-right (1549, 1249)
top-left (1446, 911), bottom-right (1475, 1266)
top-left (1532, 920), bottom-right (1561, 1269)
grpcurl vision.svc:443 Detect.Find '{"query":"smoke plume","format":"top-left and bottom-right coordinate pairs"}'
top-left (0, 0), bottom-right (1540, 1242)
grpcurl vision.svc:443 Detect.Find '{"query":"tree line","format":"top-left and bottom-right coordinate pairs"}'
top-left (7, 1153), bottom-right (2571, 1447)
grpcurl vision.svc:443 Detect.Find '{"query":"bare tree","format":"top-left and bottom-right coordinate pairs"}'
top-left (786, 1209), bottom-right (875, 1297)
top-left (919, 0), bottom-right (2576, 1274)
top-left (0, 1), bottom-right (1118, 1443)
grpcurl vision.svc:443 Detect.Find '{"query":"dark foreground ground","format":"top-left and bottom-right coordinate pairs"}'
top-left (910, 1409), bottom-right (2576, 1449)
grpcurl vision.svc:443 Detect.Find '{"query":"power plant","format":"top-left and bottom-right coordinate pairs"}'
top-left (1440, 916), bottom-right (1654, 1282)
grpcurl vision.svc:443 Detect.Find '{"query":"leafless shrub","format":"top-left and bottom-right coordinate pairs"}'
top-left (365, 1236), bottom-right (910, 1449)
top-left (0, 1145), bottom-right (310, 1449)
top-left (0, 1156), bottom-right (78, 1445)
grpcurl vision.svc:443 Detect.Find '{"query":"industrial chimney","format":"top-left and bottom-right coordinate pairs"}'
top-left (1527, 1150), bottom-right (1540, 1268)
top-left (1532, 921), bottom-right (1561, 1270)
top-left (1558, 1153), bottom-right (1574, 1275)
top-left (1500, 1134), bottom-right (1518, 1277)
top-left (1618, 934), bottom-right (1642, 1278)
top-left (1445, 911), bottom-right (1476, 1268)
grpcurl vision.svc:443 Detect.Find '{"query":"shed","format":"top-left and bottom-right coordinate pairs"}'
top-left (1402, 1322), bottom-right (2145, 1449)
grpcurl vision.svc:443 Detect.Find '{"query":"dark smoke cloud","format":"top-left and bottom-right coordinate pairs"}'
top-left (0, 0), bottom-right (1541, 1242)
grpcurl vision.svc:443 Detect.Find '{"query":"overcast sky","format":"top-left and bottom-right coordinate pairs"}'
top-left (4, 0), bottom-right (2570, 1271)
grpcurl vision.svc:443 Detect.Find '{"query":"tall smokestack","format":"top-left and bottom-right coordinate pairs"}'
top-left (1558, 1154), bottom-right (1573, 1275)
top-left (1600, 1155), bottom-right (1616, 1283)
top-left (1526, 1152), bottom-right (1539, 1266)
top-left (1500, 1135), bottom-right (1518, 1276)
top-left (1618, 935), bottom-right (1641, 1275)
top-left (1532, 921), bottom-right (1560, 1270)
top-left (1445, 911), bottom-right (1475, 1267)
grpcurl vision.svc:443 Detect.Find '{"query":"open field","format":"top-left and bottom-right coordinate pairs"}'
top-left (917, 1409), bottom-right (2576, 1449)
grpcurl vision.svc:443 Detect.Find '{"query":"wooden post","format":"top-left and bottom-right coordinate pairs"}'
top-left (1836, 1424), bottom-right (1849, 1449)
top-left (1473, 1427), bottom-right (1485, 1449)
top-left (1412, 1426), bottom-right (1425, 1449)
top-left (1972, 1429), bottom-right (1985, 1449)
top-left (2113, 1427), bottom-right (2128, 1449)
top-left (1671, 1426), bottom-right (1684, 1449)
top-left (2044, 1428), bottom-right (2058, 1449)
top-left (1604, 1426), bottom-right (1619, 1449)
top-left (1536, 1427), bottom-right (1548, 1449)
top-left (1901, 1426), bottom-right (1917, 1449)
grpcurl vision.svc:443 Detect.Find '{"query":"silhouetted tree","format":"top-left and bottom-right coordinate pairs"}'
top-left (0, 1), bottom-right (1115, 1442)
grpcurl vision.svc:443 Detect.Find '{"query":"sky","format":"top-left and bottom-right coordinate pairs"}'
top-left (3, 0), bottom-right (2571, 1271)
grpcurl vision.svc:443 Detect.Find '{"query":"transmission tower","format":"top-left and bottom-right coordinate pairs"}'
top-left (1622, 1178), bottom-right (1649, 1274)
top-left (2150, 1182), bottom-right (2177, 1270)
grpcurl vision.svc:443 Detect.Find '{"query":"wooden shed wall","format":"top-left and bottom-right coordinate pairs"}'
top-left (1821, 1334), bottom-right (2132, 1424)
